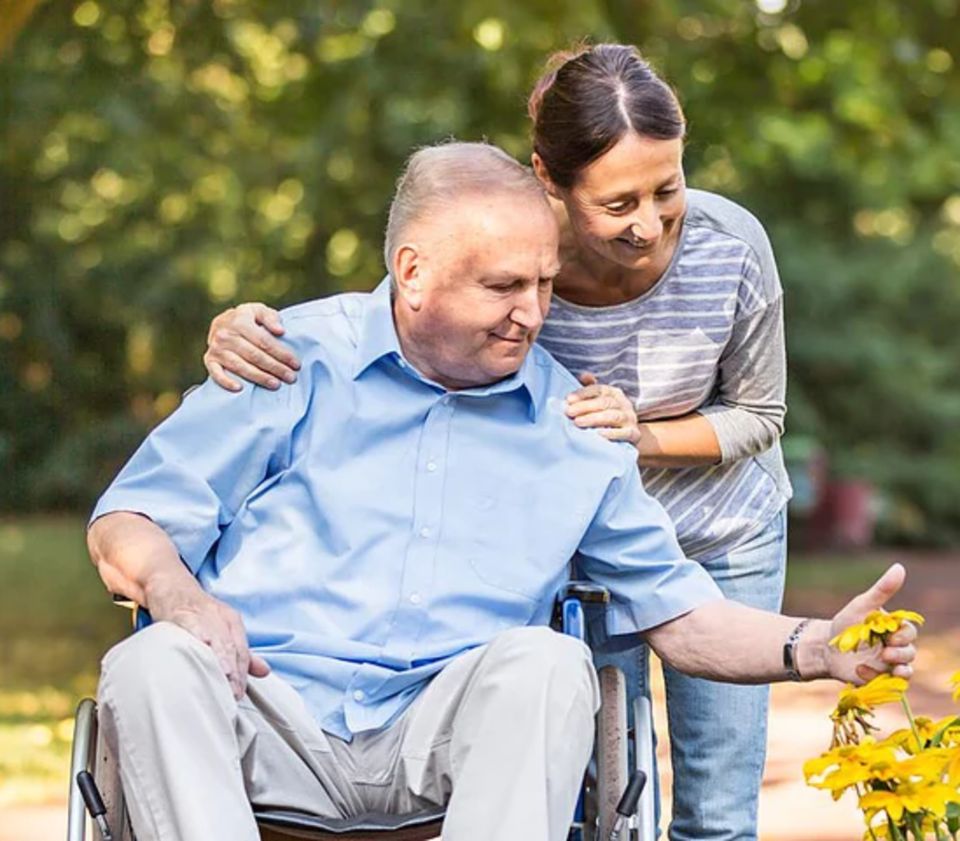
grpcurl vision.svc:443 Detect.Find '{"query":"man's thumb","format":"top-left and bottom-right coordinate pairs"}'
top-left (850, 563), bottom-right (906, 614)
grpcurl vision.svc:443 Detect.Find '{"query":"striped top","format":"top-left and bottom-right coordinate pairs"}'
top-left (538, 189), bottom-right (792, 561)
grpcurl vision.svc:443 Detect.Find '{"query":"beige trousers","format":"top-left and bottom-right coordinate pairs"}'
top-left (98, 622), bottom-right (599, 841)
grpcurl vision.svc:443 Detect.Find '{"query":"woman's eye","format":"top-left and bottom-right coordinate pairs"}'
top-left (605, 203), bottom-right (631, 214)
top-left (657, 189), bottom-right (678, 198)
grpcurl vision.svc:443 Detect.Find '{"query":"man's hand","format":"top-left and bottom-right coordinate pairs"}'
top-left (146, 572), bottom-right (270, 699)
top-left (800, 563), bottom-right (917, 685)
top-left (204, 302), bottom-right (300, 392)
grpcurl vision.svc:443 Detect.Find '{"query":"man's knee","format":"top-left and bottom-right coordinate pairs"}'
top-left (486, 626), bottom-right (599, 711)
top-left (99, 621), bottom-right (224, 707)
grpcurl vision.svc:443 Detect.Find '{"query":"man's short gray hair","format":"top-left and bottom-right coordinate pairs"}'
top-left (383, 141), bottom-right (547, 270)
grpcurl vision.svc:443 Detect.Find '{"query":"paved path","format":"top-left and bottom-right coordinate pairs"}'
top-left (5, 556), bottom-right (957, 841)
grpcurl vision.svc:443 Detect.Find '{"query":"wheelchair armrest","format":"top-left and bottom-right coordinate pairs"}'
top-left (111, 593), bottom-right (137, 610)
top-left (559, 581), bottom-right (610, 605)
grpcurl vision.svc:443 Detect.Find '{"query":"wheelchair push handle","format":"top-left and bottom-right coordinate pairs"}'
top-left (607, 769), bottom-right (647, 840)
top-left (76, 770), bottom-right (114, 841)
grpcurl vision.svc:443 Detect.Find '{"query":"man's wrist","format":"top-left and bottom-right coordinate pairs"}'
top-left (142, 564), bottom-right (202, 616)
top-left (794, 619), bottom-right (831, 681)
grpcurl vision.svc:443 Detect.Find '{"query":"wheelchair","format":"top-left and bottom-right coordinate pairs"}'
top-left (67, 582), bottom-right (657, 841)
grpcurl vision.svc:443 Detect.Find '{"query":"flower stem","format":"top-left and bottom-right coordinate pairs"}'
top-left (887, 816), bottom-right (905, 841)
top-left (900, 695), bottom-right (923, 752)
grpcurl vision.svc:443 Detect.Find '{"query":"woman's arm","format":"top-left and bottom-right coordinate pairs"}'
top-left (697, 293), bottom-right (786, 463)
top-left (565, 375), bottom-right (722, 468)
top-left (566, 240), bottom-right (787, 467)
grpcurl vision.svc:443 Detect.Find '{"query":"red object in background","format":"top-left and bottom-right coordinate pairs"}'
top-left (809, 479), bottom-right (877, 549)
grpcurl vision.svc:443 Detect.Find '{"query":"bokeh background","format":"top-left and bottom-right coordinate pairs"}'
top-left (1, 1), bottom-right (958, 838)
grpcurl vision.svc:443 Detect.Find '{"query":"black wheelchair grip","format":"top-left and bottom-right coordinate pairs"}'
top-left (616, 770), bottom-right (647, 817)
top-left (77, 770), bottom-right (107, 816)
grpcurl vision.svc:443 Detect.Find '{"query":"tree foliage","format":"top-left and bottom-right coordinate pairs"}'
top-left (1, 0), bottom-right (959, 540)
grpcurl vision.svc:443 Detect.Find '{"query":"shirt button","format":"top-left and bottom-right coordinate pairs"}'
top-left (426, 461), bottom-right (437, 472)
top-left (419, 526), bottom-right (431, 538)
top-left (409, 592), bottom-right (422, 605)
top-left (353, 689), bottom-right (365, 702)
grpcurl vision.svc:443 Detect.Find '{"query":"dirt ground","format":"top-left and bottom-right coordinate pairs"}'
top-left (5, 555), bottom-right (957, 841)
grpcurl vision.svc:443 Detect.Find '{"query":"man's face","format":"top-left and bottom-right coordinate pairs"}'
top-left (395, 192), bottom-right (561, 390)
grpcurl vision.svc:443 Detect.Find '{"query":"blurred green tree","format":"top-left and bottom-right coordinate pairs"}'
top-left (1, 0), bottom-right (958, 540)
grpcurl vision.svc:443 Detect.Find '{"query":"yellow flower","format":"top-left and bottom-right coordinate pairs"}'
top-left (830, 610), bottom-right (925, 653)
top-left (885, 716), bottom-right (960, 752)
top-left (860, 780), bottom-right (956, 821)
top-left (951, 670), bottom-right (960, 702)
top-left (947, 746), bottom-right (960, 787)
top-left (833, 675), bottom-right (910, 721)
top-left (894, 748), bottom-right (953, 783)
top-left (805, 740), bottom-right (900, 800)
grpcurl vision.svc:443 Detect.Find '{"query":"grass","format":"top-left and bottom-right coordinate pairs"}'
top-left (0, 514), bottom-right (898, 806)
top-left (785, 551), bottom-right (891, 594)
top-left (0, 515), bottom-right (128, 805)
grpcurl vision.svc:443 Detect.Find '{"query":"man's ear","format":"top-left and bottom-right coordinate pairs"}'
top-left (531, 153), bottom-right (561, 200)
top-left (393, 244), bottom-right (424, 310)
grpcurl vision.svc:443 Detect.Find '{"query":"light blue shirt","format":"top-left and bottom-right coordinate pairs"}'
top-left (93, 279), bottom-right (722, 739)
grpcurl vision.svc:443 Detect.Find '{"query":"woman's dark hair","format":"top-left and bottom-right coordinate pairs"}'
top-left (528, 44), bottom-right (686, 189)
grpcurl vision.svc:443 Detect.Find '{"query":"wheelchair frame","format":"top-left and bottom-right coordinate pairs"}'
top-left (67, 583), bottom-right (656, 841)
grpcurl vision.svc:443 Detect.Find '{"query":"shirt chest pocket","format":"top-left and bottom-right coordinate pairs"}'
top-left (460, 479), bottom-right (592, 600)
top-left (635, 327), bottom-right (723, 418)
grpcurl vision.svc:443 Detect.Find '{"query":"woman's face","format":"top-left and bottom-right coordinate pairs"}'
top-left (550, 133), bottom-right (686, 274)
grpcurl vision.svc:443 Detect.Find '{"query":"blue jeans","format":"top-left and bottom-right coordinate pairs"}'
top-left (594, 508), bottom-right (787, 841)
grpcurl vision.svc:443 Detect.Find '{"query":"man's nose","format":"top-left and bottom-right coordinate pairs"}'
top-left (511, 284), bottom-right (544, 331)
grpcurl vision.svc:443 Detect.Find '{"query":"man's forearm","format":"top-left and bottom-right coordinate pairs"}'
top-left (646, 599), bottom-right (830, 684)
top-left (87, 511), bottom-right (200, 609)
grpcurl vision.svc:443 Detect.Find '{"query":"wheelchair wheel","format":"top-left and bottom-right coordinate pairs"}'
top-left (93, 704), bottom-right (133, 840)
top-left (67, 698), bottom-right (134, 841)
top-left (595, 665), bottom-right (629, 841)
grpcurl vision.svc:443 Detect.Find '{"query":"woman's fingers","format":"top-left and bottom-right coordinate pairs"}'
top-left (237, 319), bottom-right (300, 373)
top-left (597, 426), bottom-right (640, 443)
top-left (226, 335), bottom-right (298, 383)
top-left (567, 396), bottom-right (632, 420)
top-left (571, 408), bottom-right (631, 429)
top-left (205, 358), bottom-right (243, 392)
top-left (249, 303), bottom-right (287, 339)
top-left (206, 303), bottom-right (300, 385)
top-left (216, 350), bottom-right (282, 390)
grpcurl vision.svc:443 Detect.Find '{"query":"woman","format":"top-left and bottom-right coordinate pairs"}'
top-left (202, 44), bottom-right (791, 841)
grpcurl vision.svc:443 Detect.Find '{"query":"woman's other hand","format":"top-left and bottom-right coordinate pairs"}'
top-left (204, 303), bottom-right (300, 391)
top-left (565, 373), bottom-right (641, 445)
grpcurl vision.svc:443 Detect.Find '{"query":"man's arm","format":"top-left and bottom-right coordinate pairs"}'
top-left (575, 454), bottom-right (916, 686)
top-left (88, 511), bottom-right (270, 699)
top-left (646, 564), bottom-right (916, 685)
top-left (88, 363), bottom-right (308, 698)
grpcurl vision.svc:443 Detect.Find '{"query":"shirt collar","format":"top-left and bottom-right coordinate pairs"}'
top-left (353, 277), bottom-right (542, 421)
top-left (353, 277), bottom-right (402, 379)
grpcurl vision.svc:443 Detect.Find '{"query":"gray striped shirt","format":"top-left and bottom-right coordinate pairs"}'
top-left (538, 189), bottom-right (792, 561)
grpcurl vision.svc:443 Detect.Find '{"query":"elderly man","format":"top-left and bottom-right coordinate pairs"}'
top-left (88, 142), bottom-right (915, 841)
